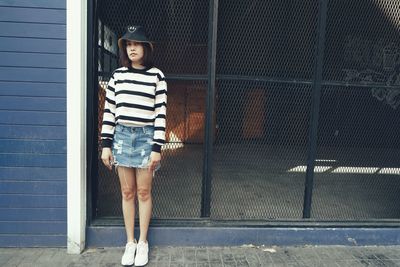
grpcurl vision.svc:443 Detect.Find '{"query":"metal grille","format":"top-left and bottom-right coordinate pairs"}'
top-left (96, 80), bottom-right (207, 218)
top-left (92, 0), bottom-right (400, 221)
top-left (211, 81), bottom-right (312, 219)
top-left (210, 0), bottom-right (319, 219)
top-left (311, 0), bottom-right (400, 219)
top-left (312, 87), bottom-right (400, 219)
top-left (322, 0), bottom-right (400, 82)
top-left (152, 81), bottom-right (206, 218)
top-left (98, 0), bottom-right (209, 75)
top-left (216, 0), bottom-right (319, 79)
top-left (95, 0), bottom-right (209, 218)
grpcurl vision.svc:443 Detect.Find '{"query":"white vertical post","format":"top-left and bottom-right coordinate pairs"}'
top-left (67, 0), bottom-right (87, 254)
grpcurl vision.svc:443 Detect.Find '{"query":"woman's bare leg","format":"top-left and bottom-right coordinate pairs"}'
top-left (118, 166), bottom-right (137, 243)
top-left (135, 168), bottom-right (153, 242)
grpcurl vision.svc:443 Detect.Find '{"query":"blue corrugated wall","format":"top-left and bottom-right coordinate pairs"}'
top-left (0, 0), bottom-right (67, 247)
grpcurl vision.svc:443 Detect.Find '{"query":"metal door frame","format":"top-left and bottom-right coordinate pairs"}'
top-left (87, 0), bottom-right (400, 226)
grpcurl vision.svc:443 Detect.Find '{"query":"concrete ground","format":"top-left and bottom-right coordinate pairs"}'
top-left (2, 245), bottom-right (400, 267)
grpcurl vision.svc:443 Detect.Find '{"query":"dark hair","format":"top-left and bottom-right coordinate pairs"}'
top-left (119, 40), bottom-right (154, 68)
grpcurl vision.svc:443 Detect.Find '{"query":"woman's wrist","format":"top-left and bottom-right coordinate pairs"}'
top-left (102, 139), bottom-right (113, 148)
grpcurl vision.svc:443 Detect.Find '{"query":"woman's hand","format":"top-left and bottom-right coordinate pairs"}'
top-left (148, 151), bottom-right (161, 172)
top-left (101, 147), bottom-right (114, 171)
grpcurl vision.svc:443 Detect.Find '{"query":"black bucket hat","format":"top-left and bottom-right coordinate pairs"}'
top-left (118, 25), bottom-right (154, 51)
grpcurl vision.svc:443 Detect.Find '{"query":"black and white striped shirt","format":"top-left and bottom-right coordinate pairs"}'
top-left (101, 66), bottom-right (167, 153)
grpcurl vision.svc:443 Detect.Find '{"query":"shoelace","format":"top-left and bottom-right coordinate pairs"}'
top-left (136, 242), bottom-right (147, 254)
top-left (125, 243), bottom-right (136, 254)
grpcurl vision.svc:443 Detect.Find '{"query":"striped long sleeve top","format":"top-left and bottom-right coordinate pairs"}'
top-left (101, 66), bottom-right (167, 153)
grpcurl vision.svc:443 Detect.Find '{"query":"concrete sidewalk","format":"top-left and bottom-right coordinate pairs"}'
top-left (1, 245), bottom-right (400, 267)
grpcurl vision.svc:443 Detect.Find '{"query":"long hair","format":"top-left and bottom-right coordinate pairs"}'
top-left (119, 40), bottom-right (154, 68)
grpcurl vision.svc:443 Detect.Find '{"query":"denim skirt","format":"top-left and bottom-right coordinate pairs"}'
top-left (112, 124), bottom-right (161, 171)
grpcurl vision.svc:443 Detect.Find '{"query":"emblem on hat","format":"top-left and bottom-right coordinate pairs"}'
top-left (128, 26), bottom-right (137, 33)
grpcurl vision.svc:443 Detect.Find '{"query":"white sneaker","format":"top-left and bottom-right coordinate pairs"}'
top-left (134, 240), bottom-right (149, 266)
top-left (121, 241), bottom-right (137, 266)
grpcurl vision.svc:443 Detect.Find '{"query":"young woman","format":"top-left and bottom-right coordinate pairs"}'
top-left (101, 25), bottom-right (167, 266)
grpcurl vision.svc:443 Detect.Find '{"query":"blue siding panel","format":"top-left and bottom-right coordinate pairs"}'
top-left (0, 235), bottom-right (66, 247)
top-left (0, 140), bottom-right (66, 153)
top-left (0, 0), bottom-right (65, 9)
top-left (0, 82), bottom-right (65, 97)
top-left (0, 125), bottom-right (66, 139)
top-left (0, 96), bottom-right (66, 111)
top-left (0, 22), bottom-right (65, 39)
top-left (0, 52), bottom-right (66, 68)
top-left (0, 7), bottom-right (66, 24)
top-left (0, 1), bottom-right (67, 247)
top-left (0, 154), bottom-right (66, 168)
top-left (0, 67), bottom-right (66, 83)
top-left (0, 222), bottom-right (66, 235)
top-left (0, 37), bottom-right (66, 53)
top-left (0, 195), bottom-right (66, 208)
top-left (0, 167), bottom-right (66, 181)
top-left (0, 208), bottom-right (66, 221)
top-left (0, 111), bottom-right (66, 126)
top-left (0, 181), bottom-right (66, 194)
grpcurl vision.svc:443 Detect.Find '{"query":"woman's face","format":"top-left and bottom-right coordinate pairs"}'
top-left (126, 40), bottom-right (144, 64)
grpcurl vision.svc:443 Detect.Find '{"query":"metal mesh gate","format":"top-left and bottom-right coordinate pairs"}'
top-left (92, 0), bottom-right (400, 221)
top-left (209, 0), bottom-right (318, 219)
top-left (312, 0), bottom-right (400, 219)
top-left (95, 0), bottom-right (209, 219)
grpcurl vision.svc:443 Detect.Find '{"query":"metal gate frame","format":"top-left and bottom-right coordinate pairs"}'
top-left (86, 0), bottom-right (400, 226)
top-left (201, 0), bottom-right (328, 219)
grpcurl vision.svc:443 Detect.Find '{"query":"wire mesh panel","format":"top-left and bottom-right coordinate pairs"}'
top-left (311, 0), bottom-right (400, 219)
top-left (152, 81), bottom-right (206, 218)
top-left (210, 81), bottom-right (312, 219)
top-left (98, 0), bottom-right (209, 75)
top-left (93, 0), bottom-right (400, 222)
top-left (312, 86), bottom-right (400, 219)
top-left (322, 0), bottom-right (400, 81)
top-left (216, 0), bottom-right (319, 79)
top-left (96, 80), bottom-right (207, 218)
top-left (209, 0), bottom-right (319, 219)
top-left (95, 0), bottom-right (209, 219)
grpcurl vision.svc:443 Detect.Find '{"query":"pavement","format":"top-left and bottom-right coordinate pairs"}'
top-left (1, 245), bottom-right (400, 267)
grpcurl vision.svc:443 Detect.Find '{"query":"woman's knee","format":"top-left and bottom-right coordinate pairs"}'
top-left (121, 187), bottom-right (136, 201)
top-left (137, 187), bottom-right (151, 201)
